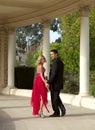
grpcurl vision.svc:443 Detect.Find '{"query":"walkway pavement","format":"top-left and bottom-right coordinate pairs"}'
top-left (0, 94), bottom-right (95, 130)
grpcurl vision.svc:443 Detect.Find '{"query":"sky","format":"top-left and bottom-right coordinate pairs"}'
top-left (50, 30), bottom-right (61, 43)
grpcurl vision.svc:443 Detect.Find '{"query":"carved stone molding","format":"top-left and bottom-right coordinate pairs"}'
top-left (79, 5), bottom-right (91, 17)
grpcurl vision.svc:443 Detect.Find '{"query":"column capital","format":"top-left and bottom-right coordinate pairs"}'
top-left (0, 26), bottom-right (8, 39)
top-left (7, 27), bottom-right (16, 33)
top-left (0, 26), bottom-right (16, 34)
top-left (41, 19), bottom-right (52, 28)
top-left (0, 26), bottom-right (8, 34)
top-left (79, 5), bottom-right (91, 17)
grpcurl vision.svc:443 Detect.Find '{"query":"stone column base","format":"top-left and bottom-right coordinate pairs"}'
top-left (1, 86), bottom-right (15, 95)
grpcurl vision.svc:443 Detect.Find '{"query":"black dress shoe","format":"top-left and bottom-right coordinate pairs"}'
top-left (61, 109), bottom-right (66, 116)
top-left (59, 104), bottom-right (66, 116)
top-left (49, 114), bottom-right (60, 117)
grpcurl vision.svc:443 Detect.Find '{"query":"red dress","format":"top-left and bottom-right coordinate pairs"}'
top-left (30, 68), bottom-right (49, 115)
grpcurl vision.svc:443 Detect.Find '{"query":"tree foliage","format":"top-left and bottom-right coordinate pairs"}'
top-left (16, 27), bottom-right (27, 49)
top-left (59, 12), bottom-right (80, 72)
top-left (59, 6), bottom-right (95, 72)
top-left (16, 23), bottom-right (43, 50)
top-left (50, 18), bottom-right (60, 33)
top-left (89, 6), bottom-right (95, 70)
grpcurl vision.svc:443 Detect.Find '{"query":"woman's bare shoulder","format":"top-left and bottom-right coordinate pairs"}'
top-left (37, 63), bottom-right (43, 68)
top-left (37, 64), bottom-right (43, 72)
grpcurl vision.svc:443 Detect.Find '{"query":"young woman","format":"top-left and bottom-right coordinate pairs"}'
top-left (30, 55), bottom-right (49, 117)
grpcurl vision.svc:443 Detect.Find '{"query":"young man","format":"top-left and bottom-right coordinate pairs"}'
top-left (48, 49), bottom-right (66, 117)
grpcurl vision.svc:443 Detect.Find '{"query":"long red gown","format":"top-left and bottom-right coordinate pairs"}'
top-left (30, 69), bottom-right (49, 115)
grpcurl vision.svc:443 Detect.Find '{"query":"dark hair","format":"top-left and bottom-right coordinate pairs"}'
top-left (50, 49), bottom-right (58, 54)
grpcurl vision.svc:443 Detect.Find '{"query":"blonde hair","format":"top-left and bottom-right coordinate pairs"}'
top-left (36, 55), bottom-right (46, 65)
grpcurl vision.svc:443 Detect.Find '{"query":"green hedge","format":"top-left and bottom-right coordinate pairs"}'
top-left (62, 72), bottom-right (79, 94)
top-left (90, 71), bottom-right (95, 97)
top-left (15, 66), bottom-right (35, 89)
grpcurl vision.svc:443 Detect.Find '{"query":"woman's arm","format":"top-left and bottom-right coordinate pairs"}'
top-left (39, 64), bottom-right (49, 91)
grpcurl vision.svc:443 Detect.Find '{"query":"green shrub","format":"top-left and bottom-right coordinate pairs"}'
top-left (62, 72), bottom-right (79, 94)
top-left (90, 71), bottom-right (95, 97)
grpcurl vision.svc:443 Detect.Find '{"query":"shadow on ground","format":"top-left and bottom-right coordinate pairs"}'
top-left (0, 110), bottom-right (15, 130)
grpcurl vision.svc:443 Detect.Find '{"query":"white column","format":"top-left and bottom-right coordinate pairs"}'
top-left (42, 20), bottom-right (51, 78)
top-left (79, 6), bottom-right (91, 96)
top-left (7, 28), bottom-right (16, 88)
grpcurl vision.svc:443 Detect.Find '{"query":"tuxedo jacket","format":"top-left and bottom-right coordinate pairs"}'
top-left (48, 58), bottom-right (64, 91)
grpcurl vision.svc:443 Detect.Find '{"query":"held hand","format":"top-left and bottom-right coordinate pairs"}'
top-left (45, 83), bottom-right (50, 91)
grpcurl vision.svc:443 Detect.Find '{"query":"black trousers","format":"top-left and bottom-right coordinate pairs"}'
top-left (50, 89), bottom-right (65, 115)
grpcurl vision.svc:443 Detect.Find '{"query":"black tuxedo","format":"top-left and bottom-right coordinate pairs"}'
top-left (49, 58), bottom-right (64, 91)
top-left (48, 58), bottom-right (66, 116)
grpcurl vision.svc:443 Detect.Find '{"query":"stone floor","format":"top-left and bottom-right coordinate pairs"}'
top-left (0, 94), bottom-right (95, 130)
